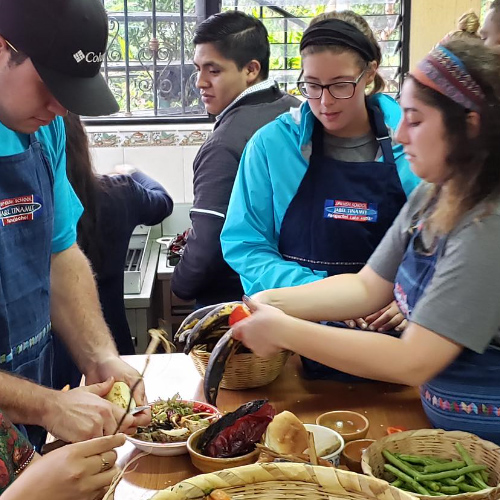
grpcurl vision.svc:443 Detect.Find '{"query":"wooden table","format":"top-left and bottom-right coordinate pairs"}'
top-left (114, 353), bottom-right (430, 500)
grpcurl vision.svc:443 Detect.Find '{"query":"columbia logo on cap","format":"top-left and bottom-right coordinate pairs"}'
top-left (73, 50), bottom-right (85, 63)
top-left (73, 50), bottom-right (105, 64)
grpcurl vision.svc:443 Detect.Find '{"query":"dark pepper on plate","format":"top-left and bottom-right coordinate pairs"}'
top-left (198, 399), bottom-right (275, 458)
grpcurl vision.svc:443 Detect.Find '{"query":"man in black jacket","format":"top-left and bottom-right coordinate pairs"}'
top-left (171, 11), bottom-right (299, 306)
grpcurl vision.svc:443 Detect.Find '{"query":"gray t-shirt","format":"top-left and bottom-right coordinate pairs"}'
top-left (323, 130), bottom-right (380, 162)
top-left (368, 183), bottom-right (500, 353)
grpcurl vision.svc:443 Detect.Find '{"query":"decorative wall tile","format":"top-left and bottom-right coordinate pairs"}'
top-left (85, 125), bottom-right (212, 148)
top-left (89, 132), bottom-right (121, 148)
top-left (151, 131), bottom-right (180, 146)
top-left (122, 131), bottom-right (153, 147)
top-left (179, 130), bottom-right (210, 146)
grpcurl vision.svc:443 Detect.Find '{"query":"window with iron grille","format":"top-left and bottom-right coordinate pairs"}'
top-left (98, 0), bottom-right (409, 121)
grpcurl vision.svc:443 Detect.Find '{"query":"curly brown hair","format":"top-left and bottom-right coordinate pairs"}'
top-left (410, 39), bottom-right (500, 234)
top-left (303, 10), bottom-right (385, 95)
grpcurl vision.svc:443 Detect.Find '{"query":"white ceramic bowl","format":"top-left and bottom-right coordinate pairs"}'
top-left (304, 423), bottom-right (345, 466)
top-left (126, 400), bottom-right (221, 457)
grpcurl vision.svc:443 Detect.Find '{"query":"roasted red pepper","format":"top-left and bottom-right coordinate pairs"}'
top-left (201, 400), bottom-right (275, 458)
top-left (228, 305), bottom-right (251, 326)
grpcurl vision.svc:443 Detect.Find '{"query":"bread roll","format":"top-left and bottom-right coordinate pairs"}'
top-left (265, 411), bottom-right (309, 455)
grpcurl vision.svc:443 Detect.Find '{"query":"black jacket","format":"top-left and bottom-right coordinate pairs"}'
top-left (90, 172), bottom-right (173, 353)
top-left (171, 84), bottom-right (299, 305)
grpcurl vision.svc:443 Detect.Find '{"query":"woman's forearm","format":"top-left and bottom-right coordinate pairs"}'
top-left (260, 267), bottom-right (394, 323)
top-left (280, 317), bottom-right (461, 385)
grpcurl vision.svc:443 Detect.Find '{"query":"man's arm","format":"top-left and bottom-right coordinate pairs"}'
top-left (0, 370), bottom-right (138, 442)
top-left (50, 244), bottom-right (118, 370)
top-left (171, 146), bottom-right (239, 301)
top-left (49, 244), bottom-right (151, 432)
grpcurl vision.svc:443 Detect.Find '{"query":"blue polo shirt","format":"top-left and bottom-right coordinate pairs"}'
top-left (0, 116), bottom-right (83, 253)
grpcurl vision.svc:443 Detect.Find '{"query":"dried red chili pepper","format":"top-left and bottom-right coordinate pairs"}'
top-left (201, 400), bottom-right (275, 458)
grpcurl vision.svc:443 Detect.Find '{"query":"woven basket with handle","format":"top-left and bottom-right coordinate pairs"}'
top-left (190, 349), bottom-right (290, 390)
top-left (151, 462), bottom-right (418, 499)
top-left (361, 429), bottom-right (500, 500)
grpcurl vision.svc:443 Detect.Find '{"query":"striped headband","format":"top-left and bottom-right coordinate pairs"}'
top-left (411, 45), bottom-right (485, 112)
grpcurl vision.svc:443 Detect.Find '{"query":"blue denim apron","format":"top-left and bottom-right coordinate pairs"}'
top-left (278, 101), bottom-right (407, 379)
top-left (394, 222), bottom-right (500, 444)
top-left (0, 133), bottom-right (54, 448)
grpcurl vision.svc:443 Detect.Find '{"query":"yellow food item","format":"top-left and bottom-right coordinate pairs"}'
top-left (264, 410), bottom-right (309, 455)
top-left (104, 381), bottom-right (136, 410)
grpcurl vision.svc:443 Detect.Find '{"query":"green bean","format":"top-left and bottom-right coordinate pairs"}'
top-left (423, 460), bottom-right (466, 473)
top-left (466, 473), bottom-right (490, 490)
top-left (455, 442), bottom-right (490, 487)
top-left (440, 485), bottom-right (459, 494)
top-left (450, 475), bottom-right (465, 484)
top-left (391, 479), bottom-right (403, 488)
top-left (397, 454), bottom-right (436, 466)
top-left (384, 464), bottom-right (431, 495)
top-left (422, 480), bottom-right (441, 492)
top-left (382, 450), bottom-right (420, 479)
top-left (455, 442), bottom-right (475, 465)
top-left (415, 464), bottom-right (487, 481)
top-left (457, 483), bottom-right (481, 493)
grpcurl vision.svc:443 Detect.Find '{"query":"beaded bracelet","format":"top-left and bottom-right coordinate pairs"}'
top-left (14, 448), bottom-right (36, 475)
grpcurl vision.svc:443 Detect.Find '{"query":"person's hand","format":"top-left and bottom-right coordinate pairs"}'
top-left (113, 163), bottom-right (138, 176)
top-left (42, 378), bottom-right (138, 441)
top-left (345, 301), bottom-right (407, 332)
top-left (84, 356), bottom-right (151, 429)
top-left (4, 434), bottom-right (126, 500)
top-left (231, 297), bottom-right (290, 358)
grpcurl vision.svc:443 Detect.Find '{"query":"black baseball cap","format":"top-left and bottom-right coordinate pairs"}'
top-left (0, 0), bottom-right (119, 116)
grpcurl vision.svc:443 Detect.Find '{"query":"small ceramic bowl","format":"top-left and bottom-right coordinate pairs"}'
top-left (303, 423), bottom-right (344, 466)
top-left (187, 428), bottom-right (261, 473)
top-left (342, 438), bottom-right (375, 473)
top-left (316, 410), bottom-right (370, 442)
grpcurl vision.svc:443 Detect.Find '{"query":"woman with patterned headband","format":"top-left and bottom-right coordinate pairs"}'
top-left (231, 38), bottom-right (500, 443)
top-left (221, 11), bottom-right (420, 379)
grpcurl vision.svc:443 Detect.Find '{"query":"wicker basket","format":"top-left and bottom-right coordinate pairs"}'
top-left (151, 462), bottom-right (418, 499)
top-left (189, 349), bottom-right (290, 390)
top-left (361, 429), bottom-right (500, 500)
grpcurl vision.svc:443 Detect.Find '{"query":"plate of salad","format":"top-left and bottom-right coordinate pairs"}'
top-left (126, 393), bottom-right (221, 456)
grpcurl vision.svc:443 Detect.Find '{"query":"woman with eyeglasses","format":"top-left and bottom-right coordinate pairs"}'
top-left (231, 38), bottom-right (500, 443)
top-left (221, 11), bottom-right (420, 379)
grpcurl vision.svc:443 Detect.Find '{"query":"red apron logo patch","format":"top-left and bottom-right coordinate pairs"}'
top-left (394, 282), bottom-right (410, 317)
top-left (324, 200), bottom-right (378, 222)
top-left (0, 195), bottom-right (42, 226)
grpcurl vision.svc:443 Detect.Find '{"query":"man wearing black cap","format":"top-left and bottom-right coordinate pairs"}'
top-left (0, 0), bottom-right (150, 448)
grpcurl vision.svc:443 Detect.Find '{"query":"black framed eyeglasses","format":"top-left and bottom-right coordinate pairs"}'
top-left (297, 69), bottom-right (367, 100)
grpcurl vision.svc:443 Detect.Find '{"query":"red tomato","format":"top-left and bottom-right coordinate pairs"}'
top-left (228, 305), bottom-right (251, 326)
top-left (386, 426), bottom-right (407, 435)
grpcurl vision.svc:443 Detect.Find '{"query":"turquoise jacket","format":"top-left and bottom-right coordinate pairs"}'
top-left (220, 94), bottom-right (421, 295)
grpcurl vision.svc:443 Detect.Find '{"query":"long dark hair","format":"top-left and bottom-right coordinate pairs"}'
top-left (411, 39), bottom-right (500, 234)
top-left (63, 113), bottom-right (102, 269)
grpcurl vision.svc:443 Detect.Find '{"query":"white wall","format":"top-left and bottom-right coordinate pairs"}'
top-left (86, 124), bottom-right (211, 205)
